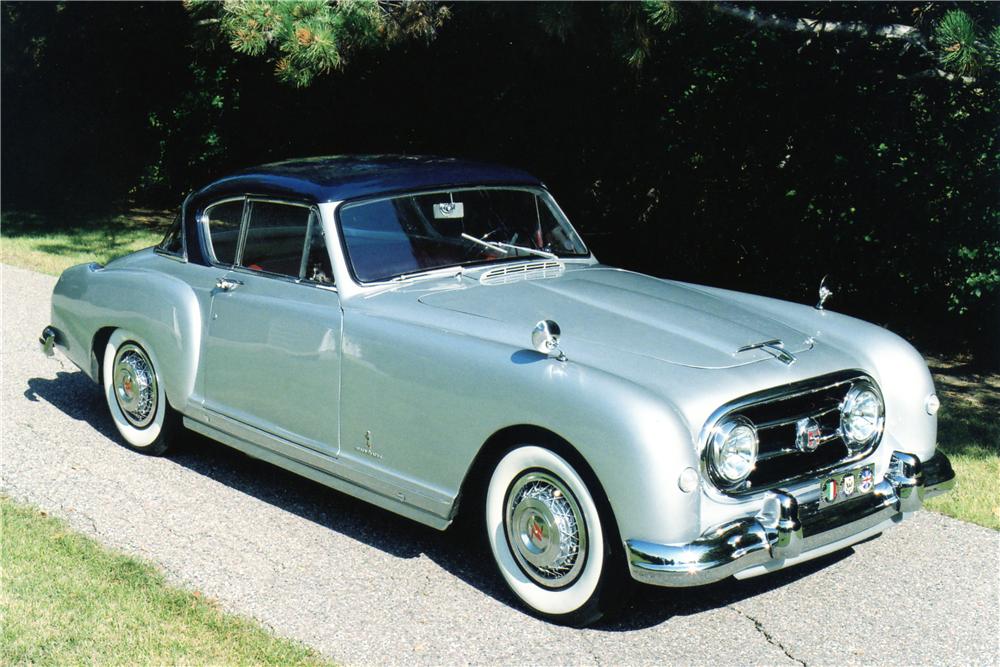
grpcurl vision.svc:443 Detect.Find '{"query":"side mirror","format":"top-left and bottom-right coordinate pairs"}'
top-left (531, 320), bottom-right (567, 362)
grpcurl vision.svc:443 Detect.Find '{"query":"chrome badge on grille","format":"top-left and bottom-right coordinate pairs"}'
top-left (795, 417), bottom-right (823, 452)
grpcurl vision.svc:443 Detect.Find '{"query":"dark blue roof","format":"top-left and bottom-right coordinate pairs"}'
top-left (194, 155), bottom-right (543, 204)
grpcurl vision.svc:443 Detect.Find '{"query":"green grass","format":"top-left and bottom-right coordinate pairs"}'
top-left (925, 357), bottom-right (1000, 530)
top-left (1, 496), bottom-right (330, 666)
top-left (1, 208), bottom-right (170, 275)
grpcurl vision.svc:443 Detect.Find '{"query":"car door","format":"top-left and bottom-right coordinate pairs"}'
top-left (201, 198), bottom-right (342, 458)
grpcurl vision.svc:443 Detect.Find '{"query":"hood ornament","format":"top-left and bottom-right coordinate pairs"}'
top-left (815, 275), bottom-right (833, 310)
top-left (532, 320), bottom-right (567, 362)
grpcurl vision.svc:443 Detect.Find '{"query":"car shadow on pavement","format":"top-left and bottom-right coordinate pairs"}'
top-left (24, 371), bottom-right (121, 440)
top-left (597, 549), bottom-right (851, 631)
top-left (28, 369), bottom-right (857, 631)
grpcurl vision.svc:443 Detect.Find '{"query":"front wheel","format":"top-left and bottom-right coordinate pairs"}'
top-left (102, 329), bottom-right (177, 456)
top-left (485, 445), bottom-right (627, 626)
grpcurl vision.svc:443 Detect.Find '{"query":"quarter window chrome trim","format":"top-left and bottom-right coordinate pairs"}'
top-left (698, 369), bottom-right (885, 499)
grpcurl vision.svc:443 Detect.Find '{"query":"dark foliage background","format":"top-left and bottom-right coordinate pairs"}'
top-left (2, 1), bottom-right (997, 362)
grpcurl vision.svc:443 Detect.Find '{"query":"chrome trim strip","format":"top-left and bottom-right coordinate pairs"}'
top-left (185, 408), bottom-right (453, 519)
top-left (183, 416), bottom-right (452, 531)
top-left (626, 450), bottom-right (954, 587)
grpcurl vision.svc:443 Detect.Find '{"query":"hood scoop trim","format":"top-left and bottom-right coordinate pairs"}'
top-left (480, 261), bottom-right (564, 286)
top-left (737, 339), bottom-right (803, 365)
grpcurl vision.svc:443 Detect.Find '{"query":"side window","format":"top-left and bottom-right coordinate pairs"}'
top-left (241, 201), bottom-right (331, 282)
top-left (204, 200), bottom-right (245, 265)
top-left (157, 213), bottom-right (185, 257)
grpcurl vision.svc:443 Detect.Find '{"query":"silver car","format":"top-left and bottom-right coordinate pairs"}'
top-left (41, 156), bottom-right (955, 626)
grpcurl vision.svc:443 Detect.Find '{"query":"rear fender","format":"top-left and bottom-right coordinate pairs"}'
top-left (51, 263), bottom-right (203, 412)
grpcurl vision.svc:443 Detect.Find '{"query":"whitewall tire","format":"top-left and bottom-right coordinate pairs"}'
top-left (102, 329), bottom-right (176, 455)
top-left (485, 445), bottom-right (625, 625)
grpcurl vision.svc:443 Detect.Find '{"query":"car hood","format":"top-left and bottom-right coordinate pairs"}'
top-left (417, 266), bottom-right (814, 369)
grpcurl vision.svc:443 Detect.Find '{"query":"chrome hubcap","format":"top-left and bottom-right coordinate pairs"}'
top-left (113, 344), bottom-right (157, 428)
top-left (505, 471), bottom-right (587, 588)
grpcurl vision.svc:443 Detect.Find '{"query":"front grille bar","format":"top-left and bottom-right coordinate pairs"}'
top-left (754, 405), bottom-right (840, 431)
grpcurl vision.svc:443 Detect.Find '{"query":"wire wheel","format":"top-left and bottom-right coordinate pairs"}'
top-left (112, 343), bottom-right (158, 429)
top-left (505, 470), bottom-right (588, 589)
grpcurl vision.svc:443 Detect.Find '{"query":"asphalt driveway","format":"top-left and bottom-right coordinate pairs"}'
top-left (3, 263), bottom-right (998, 666)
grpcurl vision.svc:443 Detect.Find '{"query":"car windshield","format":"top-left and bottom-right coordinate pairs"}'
top-left (338, 187), bottom-right (589, 283)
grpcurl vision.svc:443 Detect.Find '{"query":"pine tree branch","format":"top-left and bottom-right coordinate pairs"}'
top-left (898, 68), bottom-right (977, 84)
top-left (713, 3), bottom-right (931, 54)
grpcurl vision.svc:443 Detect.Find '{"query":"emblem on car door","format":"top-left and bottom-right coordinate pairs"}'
top-left (355, 430), bottom-right (384, 460)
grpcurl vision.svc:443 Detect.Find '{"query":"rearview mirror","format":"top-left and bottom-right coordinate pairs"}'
top-left (433, 202), bottom-right (464, 219)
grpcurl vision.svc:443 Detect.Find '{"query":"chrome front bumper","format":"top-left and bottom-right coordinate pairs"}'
top-left (626, 450), bottom-right (955, 587)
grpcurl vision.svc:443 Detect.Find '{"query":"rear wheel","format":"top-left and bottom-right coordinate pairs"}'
top-left (102, 329), bottom-right (177, 455)
top-left (485, 445), bottom-right (627, 626)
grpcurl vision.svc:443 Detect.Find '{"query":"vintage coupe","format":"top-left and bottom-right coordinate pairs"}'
top-left (42, 156), bottom-right (954, 625)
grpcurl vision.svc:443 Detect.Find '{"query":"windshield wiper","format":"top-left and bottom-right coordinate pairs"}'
top-left (362, 266), bottom-right (467, 298)
top-left (390, 266), bottom-right (465, 283)
top-left (460, 233), bottom-right (558, 260)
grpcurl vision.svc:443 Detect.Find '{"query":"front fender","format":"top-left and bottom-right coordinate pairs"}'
top-left (339, 309), bottom-right (702, 545)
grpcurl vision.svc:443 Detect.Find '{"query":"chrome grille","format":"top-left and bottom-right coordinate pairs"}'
top-left (702, 370), bottom-right (882, 496)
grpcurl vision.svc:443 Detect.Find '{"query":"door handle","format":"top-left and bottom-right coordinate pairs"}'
top-left (216, 277), bottom-right (244, 292)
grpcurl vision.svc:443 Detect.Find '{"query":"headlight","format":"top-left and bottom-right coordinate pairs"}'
top-left (709, 417), bottom-right (758, 486)
top-left (840, 382), bottom-right (884, 449)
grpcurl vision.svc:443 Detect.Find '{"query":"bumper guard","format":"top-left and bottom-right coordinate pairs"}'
top-left (39, 326), bottom-right (58, 357)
